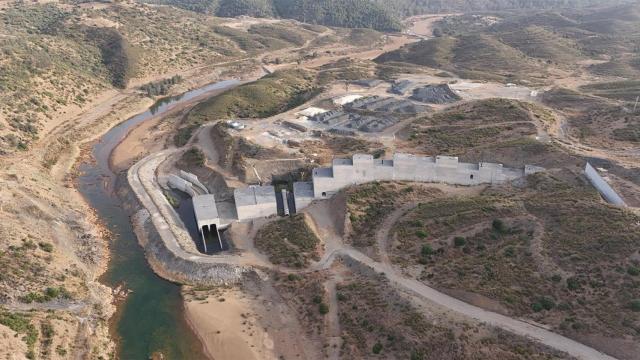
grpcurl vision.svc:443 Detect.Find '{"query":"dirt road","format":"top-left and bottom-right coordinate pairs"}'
top-left (339, 247), bottom-right (617, 360)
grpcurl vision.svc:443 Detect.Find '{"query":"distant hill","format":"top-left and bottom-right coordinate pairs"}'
top-left (143, 0), bottom-right (402, 31)
top-left (375, 34), bottom-right (549, 84)
top-left (372, 0), bottom-right (635, 16)
top-left (141, 0), bottom-right (635, 31)
top-left (376, 3), bottom-right (640, 82)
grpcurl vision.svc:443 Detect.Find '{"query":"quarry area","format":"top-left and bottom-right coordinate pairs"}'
top-left (1, 1), bottom-right (640, 360)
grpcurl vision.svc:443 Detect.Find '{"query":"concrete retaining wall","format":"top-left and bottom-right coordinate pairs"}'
top-left (584, 163), bottom-right (627, 207)
top-left (133, 210), bottom-right (251, 286)
top-left (312, 153), bottom-right (528, 198)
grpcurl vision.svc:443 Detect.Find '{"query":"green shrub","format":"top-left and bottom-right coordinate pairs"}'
top-left (174, 125), bottom-right (197, 147)
top-left (453, 237), bottom-right (466, 247)
top-left (551, 274), bottom-right (562, 282)
top-left (630, 300), bottom-right (640, 312)
top-left (372, 342), bottom-right (383, 354)
top-left (38, 242), bottom-right (53, 252)
top-left (182, 147), bottom-right (206, 167)
top-left (55, 346), bottom-right (67, 356)
top-left (319, 303), bottom-right (329, 315)
top-left (566, 277), bottom-right (580, 291)
top-left (531, 302), bottom-right (544, 312)
top-left (539, 297), bottom-right (555, 310)
top-left (415, 230), bottom-right (428, 239)
top-left (492, 218), bottom-right (507, 233)
top-left (628, 266), bottom-right (640, 276)
top-left (503, 246), bottom-right (515, 257)
top-left (421, 244), bottom-right (434, 256)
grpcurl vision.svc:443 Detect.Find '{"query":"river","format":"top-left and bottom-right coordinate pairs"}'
top-left (77, 79), bottom-right (239, 359)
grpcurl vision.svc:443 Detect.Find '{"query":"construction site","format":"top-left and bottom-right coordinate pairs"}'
top-left (125, 71), bottom-right (638, 360)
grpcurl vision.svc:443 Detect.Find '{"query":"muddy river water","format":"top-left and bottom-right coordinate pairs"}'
top-left (77, 80), bottom-right (239, 359)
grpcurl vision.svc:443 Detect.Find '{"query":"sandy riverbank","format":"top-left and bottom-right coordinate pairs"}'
top-left (184, 288), bottom-right (277, 360)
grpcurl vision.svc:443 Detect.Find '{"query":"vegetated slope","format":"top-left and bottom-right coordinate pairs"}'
top-left (0, 2), bottom-right (241, 154)
top-left (579, 80), bottom-right (640, 102)
top-left (373, 0), bottom-right (633, 16)
top-left (0, 3), bottom-right (136, 152)
top-left (254, 213), bottom-right (321, 268)
top-left (400, 99), bottom-right (542, 155)
top-left (178, 69), bottom-right (319, 145)
top-left (378, 3), bottom-right (640, 82)
top-left (189, 68), bottom-right (319, 122)
top-left (0, 1), bottom-right (339, 155)
top-left (490, 25), bottom-right (583, 64)
top-left (216, 0), bottom-right (276, 17)
top-left (143, 0), bottom-right (402, 31)
top-left (375, 34), bottom-right (548, 83)
top-left (588, 56), bottom-right (640, 78)
top-left (272, 0), bottom-right (401, 31)
top-left (388, 172), bottom-right (640, 359)
top-left (336, 273), bottom-right (575, 359)
top-left (542, 87), bottom-right (640, 145)
top-left (213, 22), bottom-right (314, 53)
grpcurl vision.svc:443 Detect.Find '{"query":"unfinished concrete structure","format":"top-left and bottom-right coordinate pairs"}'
top-left (171, 154), bottom-right (541, 242)
top-left (192, 194), bottom-right (223, 251)
top-left (234, 185), bottom-right (279, 221)
top-left (294, 153), bottom-right (540, 203)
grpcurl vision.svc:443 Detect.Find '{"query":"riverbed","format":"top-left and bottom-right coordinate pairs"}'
top-left (77, 79), bottom-right (239, 359)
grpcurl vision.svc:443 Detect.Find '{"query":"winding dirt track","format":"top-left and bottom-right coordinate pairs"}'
top-left (130, 149), bottom-right (618, 360)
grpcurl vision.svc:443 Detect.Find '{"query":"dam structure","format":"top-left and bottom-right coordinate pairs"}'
top-left (167, 154), bottom-right (542, 252)
top-left (294, 153), bottom-right (543, 206)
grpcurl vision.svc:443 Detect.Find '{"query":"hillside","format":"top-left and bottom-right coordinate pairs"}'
top-left (377, 3), bottom-right (640, 82)
top-left (0, 1), bottom-right (348, 155)
top-left (375, 34), bottom-right (548, 83)
top-left (388, 172), bottom-right (640, 358)
top-left (144, 0), bottom-right (403, 31)
top-left (542, 87), bottom-right (640, 147)
top-left (179, 68), bottom-right (320, 145)
top-left (375, 0), bottom-right (634, 15)
top-left (490, 25), bottom-right (583, 64)
top-left (398, 98), bottom-right (549, 155)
